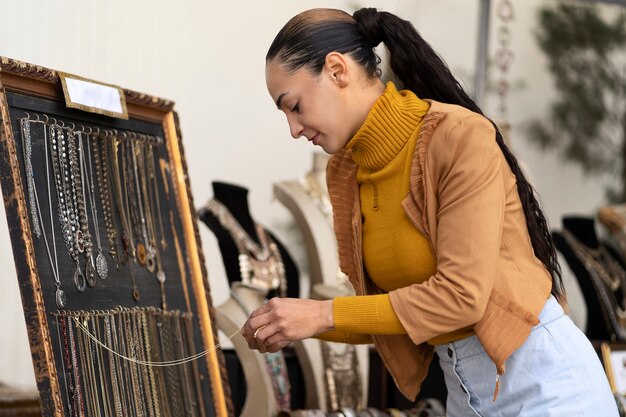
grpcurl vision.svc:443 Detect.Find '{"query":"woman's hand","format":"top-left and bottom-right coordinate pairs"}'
top-left (241, 298), bottom-right (334, 353)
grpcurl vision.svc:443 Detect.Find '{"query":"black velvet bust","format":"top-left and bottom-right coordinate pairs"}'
top-left (552, 216), bottom-right (625, 341)
top-left (198, 181), bottom-right (300, 298)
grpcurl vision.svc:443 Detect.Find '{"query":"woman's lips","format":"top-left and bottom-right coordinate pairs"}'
top-left (310, 133), bottom-right (319, 145)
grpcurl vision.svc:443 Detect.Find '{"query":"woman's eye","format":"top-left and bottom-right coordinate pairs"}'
top-left (291, 103), bottom-right (300, 113)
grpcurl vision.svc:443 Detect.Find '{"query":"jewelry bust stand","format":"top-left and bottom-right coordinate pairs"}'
top-left (214, 282), bottom-right (278, 417)
top-left (599, 205), bottom-right (626, 260)
top-left (199, 181), bottom-right (299, 298)
top-left (274, 153), bottom-right (369, 411)
top-left (553, 216), bottom-right (626, 342)
top-left (198, 181), bottom-right (320, 410)
top-left (273, 153), bottom-right (347, 296)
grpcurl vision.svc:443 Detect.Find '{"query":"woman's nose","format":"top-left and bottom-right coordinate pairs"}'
top-left (288, 118), bottom-right (304, 139)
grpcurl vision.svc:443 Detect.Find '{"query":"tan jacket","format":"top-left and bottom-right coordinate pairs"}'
top-left (326, 100), bottom-right (552, 400)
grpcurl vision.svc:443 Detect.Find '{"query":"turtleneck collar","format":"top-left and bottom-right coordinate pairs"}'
top-left (344, 82), bottom-right (430, 171)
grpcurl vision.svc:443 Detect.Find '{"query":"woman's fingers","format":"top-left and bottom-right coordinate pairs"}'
top-left (241, 297), bottom-right (334, 351)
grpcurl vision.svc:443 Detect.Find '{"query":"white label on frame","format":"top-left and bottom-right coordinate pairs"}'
top-left (65, 77), bottom-right (123, 114)
top-left (58, 72), bottom-right (128, 119)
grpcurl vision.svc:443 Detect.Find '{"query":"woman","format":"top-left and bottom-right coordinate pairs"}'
top-left (242, 7), bottom-right (618, 416)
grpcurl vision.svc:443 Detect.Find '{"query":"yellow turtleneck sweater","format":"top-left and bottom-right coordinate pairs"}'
top-left (329, 82), bottom-right (474, 346)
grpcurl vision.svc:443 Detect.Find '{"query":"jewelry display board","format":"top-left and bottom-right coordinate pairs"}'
top-left (0, 57), bottom-right (233, 417)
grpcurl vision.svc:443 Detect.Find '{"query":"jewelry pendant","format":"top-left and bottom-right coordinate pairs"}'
top-left (146, 246), bottom-right (156, 273)
top-left (76, 230), bottom-right (85, 253)
top-left (55, 288), bottom-right (67, 309)
top-left (85, 256), bottom-right (97, 288)
top-left (156, 269), bottom-right (166, 283)
top-left (136, 242), bottom-right (147, 265)
top-left (96, 252), bottom-right (108, 279)
top-left (132, 287), bottom-right (140, 302)
top-left (74, 264), bottom-right (86, 292)
top-left (146, 255), bottom-right (156, 273)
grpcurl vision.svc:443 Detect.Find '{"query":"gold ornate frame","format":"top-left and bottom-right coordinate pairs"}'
top-left (0, 57), bottom-right (233, 417)
top-left (602, 342), bottom-right (626, 396)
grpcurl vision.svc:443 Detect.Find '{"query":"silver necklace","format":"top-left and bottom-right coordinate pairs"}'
top-left (205, 198), bottom-right (287, 296)
top-left (75, 131), bottom-right (97, 288)
top-left (206, 198), bottom-right (271, 260)
top-left (49, 124), bottom-right (86, 292)
top-left (83, 133), bottom-right (108, 279)
top-left (29, 121), bottom-right (65, 307)
top-left (20, 117), bottom-right (41, 238)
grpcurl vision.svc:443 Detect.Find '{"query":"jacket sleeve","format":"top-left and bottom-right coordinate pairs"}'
top-left (389, 114), bottom-right (505, 345)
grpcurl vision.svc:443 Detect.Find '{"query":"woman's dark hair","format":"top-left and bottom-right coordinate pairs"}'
top-left (267, 8), bottom-right (564, 299)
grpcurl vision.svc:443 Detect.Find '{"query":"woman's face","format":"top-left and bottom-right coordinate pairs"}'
top-left (265, 57), bottom-right (366, 154)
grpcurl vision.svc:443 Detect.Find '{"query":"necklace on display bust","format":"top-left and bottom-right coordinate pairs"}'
top-left (205, 198), bottom-right (287, 297)
top-left (321, 341), bottom-right (362, 412)
top-left (300, 170), bottom-right (333, 225)
top-left (562, 229), bottom-right (626, 292)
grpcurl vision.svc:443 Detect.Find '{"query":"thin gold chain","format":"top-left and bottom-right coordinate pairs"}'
top-left (72, 317), bottom-right (240, 367)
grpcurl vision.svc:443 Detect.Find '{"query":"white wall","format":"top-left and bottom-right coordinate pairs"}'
top-left (0, 0), bottom-right (618, 388)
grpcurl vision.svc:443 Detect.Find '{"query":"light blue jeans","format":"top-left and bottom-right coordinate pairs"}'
top-left (434, 296), bottom-right (618, 417)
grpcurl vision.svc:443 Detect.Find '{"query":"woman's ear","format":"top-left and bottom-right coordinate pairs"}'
top-left (323, 52), bottom-right (350, 87)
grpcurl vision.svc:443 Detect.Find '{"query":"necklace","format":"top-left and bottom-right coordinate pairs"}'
top-left (562, 229), bottom-right (626, 291)
top-left (49, 124), bottom-right (86, 292)
top-left (130, 138), bottom-right (151, 269)
top-left (205, 198), bottom-right (286, 296)
top-left (142, 143), bottom-right (165, 280)
top-left (80, 132), bottom-right (108, 280)
top-left (300, 170), bottom-right (333, 225)
top-left (136, 140), bottom-right (167, 306)
top-left (562, 229), bottom-right (626, 341)
top-left (147, 144), bottom-right (167, 250)
top-left (71, 130), bottom-right (96, 288)
top-left (206, 198), bottom-right (270, 260)
top-left (92, 132), bottom-right (118, 261)
top-left (110, 134), bottom-right (134, 266)
top-left (20, 117), bottom-right (41, 238)
top-left (25, 121), bottom-right (66, 307)
top-left (110, 135), bottom-right (140, 301)
top-left (320, 342), bottom-right (362, 411)
top-left (300, 169), bottom-right (352, 290)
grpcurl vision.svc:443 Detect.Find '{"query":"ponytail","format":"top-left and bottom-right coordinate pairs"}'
top-left (268, 7), bottom-right (564, 299)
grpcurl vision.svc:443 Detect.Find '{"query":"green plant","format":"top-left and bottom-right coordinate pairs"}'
top-left (530, 2), bottom-right (626, 201)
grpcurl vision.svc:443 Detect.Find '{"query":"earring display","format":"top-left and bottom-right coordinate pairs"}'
top-left (0, 57), bottom-right (231, 417)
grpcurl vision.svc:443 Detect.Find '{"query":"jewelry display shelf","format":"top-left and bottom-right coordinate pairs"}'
top-left (0, 57), bottom-right (233, 417)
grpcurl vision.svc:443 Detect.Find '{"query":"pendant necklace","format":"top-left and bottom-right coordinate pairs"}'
top-left (74, 131), bottom-right (97, 288)
top-left (83, 132), bottom-right (108, 279)
top-left (49, 124), bottom-right (86, 292)
top-left (27, 120), bottom-right (66, 308)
